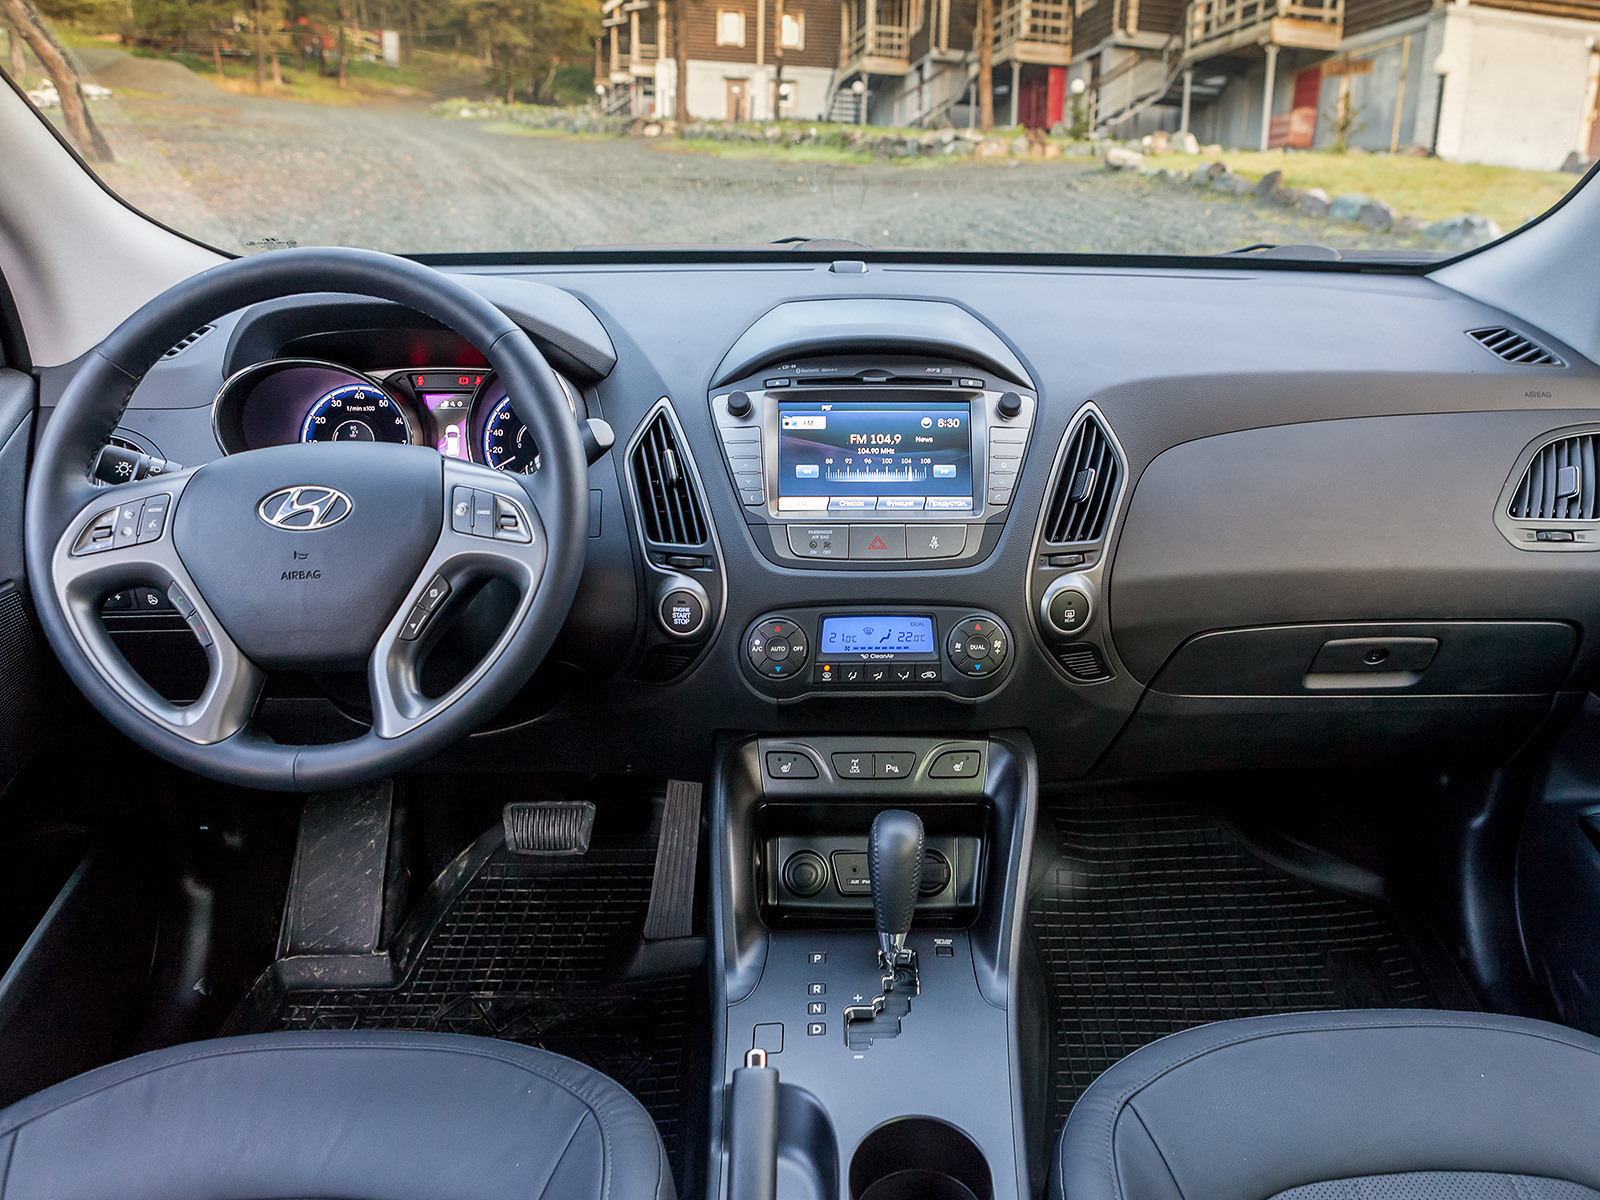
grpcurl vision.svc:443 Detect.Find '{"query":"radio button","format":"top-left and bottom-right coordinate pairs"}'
top-left (925, 497), bottom-right (974, 511)
top-left (877, 496), bottom-right (925, 510)
top-left (848, 525), bottom-right (907, 559)
top-left (741, 489), bottom-right (766, 506)
top-left (989, 455), bottom-right (1021, 475)
top-left (779, 497), bottom-right (829, 512)
top-left (907, 525), bottom-right (966, 559)
top-left (787, 525), bottom-right (844, 558)
top-left (990, 426), bottom-right (1029, 444)
top-left (828, 497), bottom-right (877, 512)
top-left (734, 473), bottom-right (763, 491)
top-left (721, 427), bottom-right (760, 444)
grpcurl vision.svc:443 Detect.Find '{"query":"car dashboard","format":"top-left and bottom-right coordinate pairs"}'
top-left (43, 256), bottom-right (1600, 783)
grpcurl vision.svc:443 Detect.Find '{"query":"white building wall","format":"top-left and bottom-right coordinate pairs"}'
top-left (1434, 4), bottom-right (1599, 170)
top-left (664, 59), bottom-right (835, 121)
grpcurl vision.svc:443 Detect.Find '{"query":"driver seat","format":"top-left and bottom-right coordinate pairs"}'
top-left (0, 1031), bottom-right (674, 1200)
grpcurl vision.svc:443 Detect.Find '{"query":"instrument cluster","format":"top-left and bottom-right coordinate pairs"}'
top-left (211, 358), bottom-right (581, 474)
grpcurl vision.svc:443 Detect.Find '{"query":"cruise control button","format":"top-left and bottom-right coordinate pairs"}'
top-left (493, 495), bottom-right (532, 543)
top-left (848, 525), bottom-right (906, 559)
top-left (876, 752), bottom-right (916, 779)
top-left (928, 750), bottom-right (982, 779)
top-left (907, 525), bottom-right (966, 559)
top-left (471, 490), bottom-right (496, 535)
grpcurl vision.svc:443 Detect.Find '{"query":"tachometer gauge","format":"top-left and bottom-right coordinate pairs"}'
top-left (301, 383), bottom-right (411, 444)
top-left (483, 396), bottom-right (540, 473)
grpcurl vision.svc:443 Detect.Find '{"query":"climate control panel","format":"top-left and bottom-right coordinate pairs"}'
top-left (742, 606), bottom-right (1014, 698)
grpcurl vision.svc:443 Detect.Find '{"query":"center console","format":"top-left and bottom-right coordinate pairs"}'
top-left (710, 733), bottom-right (1038, 1200)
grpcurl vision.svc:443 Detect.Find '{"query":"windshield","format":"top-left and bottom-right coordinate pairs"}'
top-left (3, 0), bottom-right (1595, 258)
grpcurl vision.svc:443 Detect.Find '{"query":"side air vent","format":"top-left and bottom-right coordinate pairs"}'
top-left (162, 324), bottom-right (215, 358)
top-left (1043, 413), bottom-right (1121, 544)
top-left (1510, 435), bottom-right (1599, 521)
top-left (630, 409), bottom-right (708, 547)
top-left (1469, 326), bottom-right (1562, 367)
top-left (1055, 644), bottom-right (1113, 682)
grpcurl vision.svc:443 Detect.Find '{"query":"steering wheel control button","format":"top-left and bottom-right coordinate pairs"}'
top-left (929, 750), bottom-right (982, 779)
top-left (787, 525), bottom-right (844, 559)
top-left (876, 752), bottom-right (916, 779)
top-left (136, 494), bottom-right (172, 543)
top-left (165, 582), bottom-right (197, 619)
top-left (73, 506), bottom-right (120, 555)
top-left (848, 525), bottom-right (907, 559)
top-left (782, 850), bottom-right (829, 896)
top-left (660, 590), bottom-right (706, 636)
top-left (112, 501), bottom-right (145, 549)
top-left (832, 752), bottom-right (874, 779)
top-left (470, 489), bottom-right (496, 534)
top-left (492, 495), bottom-right (532, 543)
top-left (1047, 588), bottom-right (1092, 634)
top-left (906, 525), bottom-right (967, 559)
top-left (450, 486), bottom-right (474, 534)
top-left (399, 604), bottom-right (433, 642)
top-left (767, 751), bottom-right (819, 780)
top-left (418, 575), bottom-right (451, 613)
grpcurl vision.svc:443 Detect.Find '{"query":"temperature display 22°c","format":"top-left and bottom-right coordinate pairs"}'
top-left (818, 615), bottom-right (937, 659)
top-left (300, 383), bottom-right (412, 444)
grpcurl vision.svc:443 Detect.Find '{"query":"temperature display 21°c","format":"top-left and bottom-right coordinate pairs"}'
top-left (818, 615), bottom-right (937, 659)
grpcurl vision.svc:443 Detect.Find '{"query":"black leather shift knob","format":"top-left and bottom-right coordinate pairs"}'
top-left (869, 809), bottom-right (924, 946)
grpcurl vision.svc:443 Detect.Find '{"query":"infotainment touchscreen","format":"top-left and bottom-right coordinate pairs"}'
top-left (776, 400), bottom-right (972, 508)
top-left (818, 615), bottom-right (937, 660)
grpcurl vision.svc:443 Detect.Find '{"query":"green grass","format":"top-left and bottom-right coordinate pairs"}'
top-left (667, 138), bottom-right (878, 165)
top-left (479, 121), bottom-right (620, 144)
top-left (1156, 149), bottom-right (1578, 229)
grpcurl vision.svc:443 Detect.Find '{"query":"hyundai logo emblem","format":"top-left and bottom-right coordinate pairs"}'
top-left (257, 485), bottom-right (353, 531)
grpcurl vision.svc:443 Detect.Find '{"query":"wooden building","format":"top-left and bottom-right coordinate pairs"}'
top-left (1072, 0), bottom-right (1599, 169)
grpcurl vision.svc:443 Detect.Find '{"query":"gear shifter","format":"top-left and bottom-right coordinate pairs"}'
top-left (869, 809), bottom-right (924, 985)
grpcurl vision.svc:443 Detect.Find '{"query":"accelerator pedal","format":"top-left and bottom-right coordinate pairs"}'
top-left (503, 801), bottom-right (596, 856)
top-left (642, 780), bottom-right (702, 941)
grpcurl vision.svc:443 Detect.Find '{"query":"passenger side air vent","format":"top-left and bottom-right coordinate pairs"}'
top-left (1055, 644), bottom-right (1113, 682)
top-left (162, 324), bottom-right (215, 358)
top-left (1510, 434), bottom-right (1599, 521)
top-left (1042, 413), bottom-right (1121, 544)
top-left (630, 409), bottom-right (708, 547)
top-left (1469, 326), bottom-right (1562, 367)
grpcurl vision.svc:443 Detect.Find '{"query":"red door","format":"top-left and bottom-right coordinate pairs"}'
top-left (1046, 66), bottom-right (1066, 127)
top-left (1288, 66), bottom-right (1321, 148)
top-left (1018, 71), bottom-right (1049, 129)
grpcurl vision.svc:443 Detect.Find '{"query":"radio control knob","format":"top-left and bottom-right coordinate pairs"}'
top-left (997, 391), bottom-right (1024, 419)
top-left (726, 390), bottom-right (753, 418)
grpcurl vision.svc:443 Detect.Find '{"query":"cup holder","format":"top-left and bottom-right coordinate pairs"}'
top-left (848, 1117), bottom-right (992, 1200)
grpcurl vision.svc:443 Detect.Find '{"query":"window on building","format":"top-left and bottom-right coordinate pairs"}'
top-left (779, 11), bottom-right (805, 48)
top-left (717, 9), bottom-right (746, 45)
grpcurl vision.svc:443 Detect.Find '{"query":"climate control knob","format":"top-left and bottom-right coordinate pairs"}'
top-left (747, 616), bottom-right (809, 679)
top-left (947, 616), bottom-right (1007, 677)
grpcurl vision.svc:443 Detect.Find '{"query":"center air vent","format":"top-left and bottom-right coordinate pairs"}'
top-left (1510, 434), bottom-right (1598, 521)
top-left (630, 406), bottom-right (708, 547)
top-left (1469, 326), bottom-right (1562, 367)
top-left (1042, 413), bottom-right (1121, 544)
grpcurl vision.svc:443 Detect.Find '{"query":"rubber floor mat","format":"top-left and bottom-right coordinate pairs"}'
top-left (1031, 790), bottom-right (1465, 1136)
top-left (243, 840), bottom-right (700, 1180)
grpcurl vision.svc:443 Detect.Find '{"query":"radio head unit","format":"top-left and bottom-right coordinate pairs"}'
top-left (710, 360), bottom-right (1036, 568)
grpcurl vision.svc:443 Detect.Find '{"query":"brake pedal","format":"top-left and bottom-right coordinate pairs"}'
top-left (503, 801), bottom-right (595, 855)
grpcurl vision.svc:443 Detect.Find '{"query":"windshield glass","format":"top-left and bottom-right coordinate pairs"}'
top-left (3, 0), bottom-right (1595, 258)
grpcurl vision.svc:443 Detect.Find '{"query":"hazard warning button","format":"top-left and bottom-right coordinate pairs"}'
top-left (847, 525), bottom-right (907, 559)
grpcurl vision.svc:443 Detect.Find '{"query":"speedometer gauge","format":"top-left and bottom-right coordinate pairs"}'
top-left (483, 396), bottom-right (540, 473)
top-left (301, 383), bottom-right (411, 444)
top-left (471, 373), bottom-right (577, 473)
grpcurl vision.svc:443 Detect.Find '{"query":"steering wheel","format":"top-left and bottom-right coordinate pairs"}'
top-left (24, 248), bottom-right (589, 791)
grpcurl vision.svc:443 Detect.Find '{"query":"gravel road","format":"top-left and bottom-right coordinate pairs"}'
top-left (82, 56), bottom-right (1398, 257)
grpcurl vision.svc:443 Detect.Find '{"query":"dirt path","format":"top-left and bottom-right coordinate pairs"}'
top-left (75, 54), bottom-right (1397, 256)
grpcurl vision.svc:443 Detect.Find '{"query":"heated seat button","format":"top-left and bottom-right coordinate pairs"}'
top-left (766, 751), bottom-right (818, 780)
top-left (928, 750), bottom-right (982, 779)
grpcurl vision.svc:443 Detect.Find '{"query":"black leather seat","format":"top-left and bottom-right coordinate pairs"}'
top-left (1052, 1010), bottom-right (1600, 1200)
top-left (0, 1030), bottom-right (674, 1200)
